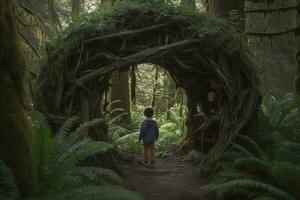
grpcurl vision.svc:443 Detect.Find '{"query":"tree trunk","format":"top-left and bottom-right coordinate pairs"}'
top-left (245, 0), bottom-right (298, 97)
top-left (101, 0), bottom-right (114, 5)
top-left (207, 0), bottom-right (244, 18)
top-left (0, 1), bottom-right (38, 197)
top-left (150, 68), bottom-right (159, 107)
top-left (295, 4), bottom-right (300, 95)
top-left (130, 66), bottom-right (137, 106)
top-left (181, 0), bottom-right (196, 9)
top-left (71, 0), bottom-right (82, 17)
top-left (48, 0), bottom-right (60, 31)
top-left (110, 71), bottom-right (131, 124)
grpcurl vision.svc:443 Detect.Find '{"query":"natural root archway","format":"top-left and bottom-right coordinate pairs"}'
top-left (34, 1), bottom-right (261, 164)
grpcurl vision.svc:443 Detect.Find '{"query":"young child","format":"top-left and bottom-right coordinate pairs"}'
top-left (139, 107), bottom-right (159, 164)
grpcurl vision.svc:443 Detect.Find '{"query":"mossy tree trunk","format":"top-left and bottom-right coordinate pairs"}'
top-left (150, 68), bottom-right (159, 108)
top-left (206, 0), bottom-right (244, 18)
top-left (245, 0), bottom-right (298, 97)
top-left (72, 0), bottom-right (83, 18)
top-left (110, 71), bottom-right (132, 124)
top-left (0, 0), bottom-right (38, 198)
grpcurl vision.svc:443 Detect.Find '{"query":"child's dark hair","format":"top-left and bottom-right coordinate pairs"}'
top-left (144, 107), bottom-right (154, 118)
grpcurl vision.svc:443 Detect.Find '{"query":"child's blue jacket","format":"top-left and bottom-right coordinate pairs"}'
top-left (139, 118), bottom-right (159, 144)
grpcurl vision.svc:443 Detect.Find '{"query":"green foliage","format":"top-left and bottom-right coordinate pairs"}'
top-left (205, 179), bottom-right (295, 200)
top-left (0, 161), bottom-right (19, 199)
top-left (0, 113), bottom-right (143, 200)
top-left (47, 0), bottom-right (236, 59)
top-left (204, 94), bottom-right (300, 200)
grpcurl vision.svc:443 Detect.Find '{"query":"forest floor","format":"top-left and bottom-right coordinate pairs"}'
top-left (121, 155), bottom-right (205, 200)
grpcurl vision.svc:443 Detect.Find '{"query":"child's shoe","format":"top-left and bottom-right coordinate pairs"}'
top-left (144, 160), bottom-right (149, 164)
top-left (150, 160), bottom-right (155, 164)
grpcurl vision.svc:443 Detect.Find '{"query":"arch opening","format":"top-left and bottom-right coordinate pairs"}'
top-left (34, 3), bottom-right (261, 163)
top-left (109, 63), bottom-right (188, 154)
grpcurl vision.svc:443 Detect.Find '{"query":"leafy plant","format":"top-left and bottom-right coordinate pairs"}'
top-left (203, 94), bottom-right (300, 200)
top-left (0, 112), bottom-right (143, 200)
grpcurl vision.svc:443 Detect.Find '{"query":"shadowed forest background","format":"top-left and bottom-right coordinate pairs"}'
top-left (0, 0), bottom-right (300, 200)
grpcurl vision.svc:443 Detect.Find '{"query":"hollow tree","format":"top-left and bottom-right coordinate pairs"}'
top-left (0, 0), bottom-right (38, 197)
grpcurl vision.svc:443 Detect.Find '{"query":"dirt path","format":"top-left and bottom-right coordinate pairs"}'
top-left (121, 155), bottom-right (205, 200)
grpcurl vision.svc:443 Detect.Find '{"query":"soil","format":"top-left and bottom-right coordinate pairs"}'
top-left (121, 155), bottom-right (205, 200)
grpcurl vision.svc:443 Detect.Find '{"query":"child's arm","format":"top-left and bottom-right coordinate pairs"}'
top-left (139, 122), bottom-right (145, 141)
top-left (155, 122), bottom-right (159, 141)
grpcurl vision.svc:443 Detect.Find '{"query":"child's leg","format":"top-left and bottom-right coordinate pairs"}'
top-left (149, 143), bottom-right (155, 163)
top-left (143, 144), bottom-right (150, 162)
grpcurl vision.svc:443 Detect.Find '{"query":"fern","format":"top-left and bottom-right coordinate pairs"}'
top-left (0, 161), bottom-right (19, 199)
top-left (253, 197), bottom-right (276, 200)
top-left (45, 140), bottom-right (113, 190)
top-left (56, 116), bottom-right (80, 146)
top-left (30, 112), bottom-right (54, 186)
top-left (233, 157), bottom-right (273, 177)
top-left (204, 179), bottom-right (296, 200)
top-left (41, 186), bottom-right (143, 200)
top-left (231, 143), bottom-right (255, 158)
top-left (64, 118), bottom-right (107, 148)
top-left (237, 134), bottom-right (270, 161)
top-left (69, 167), bottom-right (121, 185)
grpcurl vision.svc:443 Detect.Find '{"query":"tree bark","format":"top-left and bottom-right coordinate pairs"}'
top-left (150, 68), bottom-right (159, 107)
top-left (181, 0), bottom-right (196, 9)
top-left (245, 0), bottom-right (298, 97)
top-left (130, 66), bottom-right (137, 106)
top-left (47, 0), bottom-right (60, 31)
top-left (206, 0), bottom-right (244, 18)
top-left (71, 0), bottom-right (83, 17)
top-left (0, 1), bottom-right (38, 197)
top-left (110, 71), bottom-right (132, 124)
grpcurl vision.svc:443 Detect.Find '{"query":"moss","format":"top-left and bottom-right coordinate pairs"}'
top-left (0, 0), bottom-right (38, 198)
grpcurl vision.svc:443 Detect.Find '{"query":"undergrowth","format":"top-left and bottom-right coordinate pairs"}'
top-left (203, 94), bottom-right (300, 200)
top-left (0, 113), bottom-right (143, 200)
top-left (113, 104), bottom-right (186, 155)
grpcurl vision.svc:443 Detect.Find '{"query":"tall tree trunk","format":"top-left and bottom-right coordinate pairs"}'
top-left (181, 0), bottom-right (196, 9)
top-left (245, 0), bottom-right (298, 97)
top-left (166, 78), bottom-right (176, 120)
top-left (206, 0), bottom-right (244, 18)
top-left (101, 0), bottom-right (114, 5)
top-left (71, 0), bottom-right (83, 17)
top-left (295, 4), bottom-right (300, 95)
top-left (48, 0), bottom-right (60, 32)
top-left (151, 68), bottom-right (159, 107)
top-left (0, 1), bottom-right (38, 197)
top-left (130, 66), bottom-right (137, 106)
top-left (110, 71), bottom-right (131, 124)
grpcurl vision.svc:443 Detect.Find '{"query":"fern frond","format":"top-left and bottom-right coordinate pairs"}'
top-left (52, 141), bottom-right (113, 175)
top-left (204, 179), bottom-right (296, 200)
top-left (237, 134), bottom-right (269, 161)
top-left (42, 186), bottom-right (143, 200)
top-left (66, 118), bottom-right (107, 146)
top-left (253, 197), bottom-right (276, 200)
top-left (232, 144), bottom-right (255, 158)
top-left (0, 161), bottom-right (19, 199)
top-left (233, 157), bottom-right (273, 177)
top-left (69, 167), bottom-right (121, 185)
top-left (56, 116), bottom-right (80, 145)
top-left (30, 112), bottom-right (55, 185)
